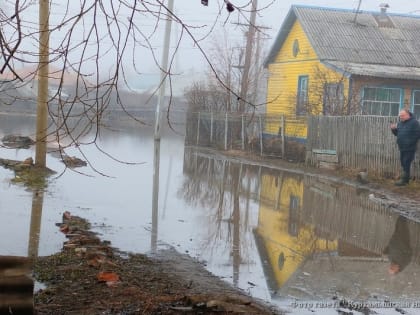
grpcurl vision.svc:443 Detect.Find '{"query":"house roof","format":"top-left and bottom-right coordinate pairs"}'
top-left (264, 5), bottom-right (420, 79)
top-left (323, 60), bottom-right (420, 80)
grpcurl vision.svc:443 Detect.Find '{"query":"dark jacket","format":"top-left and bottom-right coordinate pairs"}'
top-left (391, 113), bottom-right (420, 152)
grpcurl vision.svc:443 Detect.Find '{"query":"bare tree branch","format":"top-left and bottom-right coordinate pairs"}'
top-left (0, 0), bottom-right (275, 175)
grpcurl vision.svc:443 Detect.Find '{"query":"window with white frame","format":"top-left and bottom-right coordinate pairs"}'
top-left (413, 90), bottom-right (420, 119)
top-left (296, 75), bottom-right (308, 115)
top-left (362, 87), bottom-right (401, 116)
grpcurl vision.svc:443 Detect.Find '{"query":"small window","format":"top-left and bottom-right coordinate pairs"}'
top-left (292, 39), bottom-right (300, 57)
top-left (323, 83), bottom-right (344, 115)
top-left (413, 90), bottom-right (420, 119)
top-left (297, 76), bottom-right (308, 115)
top-left (362, 87), bottom-right (401, 116)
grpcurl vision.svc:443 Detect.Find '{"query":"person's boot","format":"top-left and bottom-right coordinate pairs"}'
top-left (395, 172), bottom-right (409, 186)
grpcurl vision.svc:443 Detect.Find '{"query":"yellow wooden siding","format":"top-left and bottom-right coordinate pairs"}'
top-left (274, 20), bottom-right (317, 63)
top-left (265, 20), bottom-right (349, 138)
top-left (257, 173), bottom-right (337, 288)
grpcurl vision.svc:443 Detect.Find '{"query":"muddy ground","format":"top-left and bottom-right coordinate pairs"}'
top-left (33, 212), bottom-right (281, 315)
top-left (3, 148), bottom-right (420, 314)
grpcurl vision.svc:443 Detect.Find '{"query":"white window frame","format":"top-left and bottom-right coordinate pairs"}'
top-left (362, 87), bottom-right (402, 116)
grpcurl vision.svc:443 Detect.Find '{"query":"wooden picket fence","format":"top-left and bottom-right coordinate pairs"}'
top-left (184, 111), bottom-right (306, 158)
top-left (306, 115), bottom-right (420, 179)
top-left (186, 112), bottom-right (420, 179)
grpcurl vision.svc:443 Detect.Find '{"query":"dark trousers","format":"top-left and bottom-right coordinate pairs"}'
top-left (400, 150), bottom-right (415, 178)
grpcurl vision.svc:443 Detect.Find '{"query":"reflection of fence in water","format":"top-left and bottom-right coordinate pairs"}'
top-left (302, 175), bottom-right (420, 264)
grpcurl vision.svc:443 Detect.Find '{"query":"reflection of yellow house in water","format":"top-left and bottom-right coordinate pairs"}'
top-left (254, 169), bottom-right (420, 301)
top-left (254, 171), bottom-right (337, 290)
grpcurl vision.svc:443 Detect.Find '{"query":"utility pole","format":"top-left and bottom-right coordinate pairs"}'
top-left (35, 0), bottom-right (49, 168)
top-left (252, 30), bottom-right (262, 105)
top-left (154, 0), bottom-right (174, 141)
top-left (151, 0), bottom-right (174, 252)
top-left (238, 0), bottom-right (257, 112)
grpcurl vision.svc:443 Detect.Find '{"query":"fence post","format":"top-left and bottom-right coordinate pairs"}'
top-left (210, 111), bottom-right (214, 144)
top-left (224, 112), bottom-right (228, 150)
top-left (241, 114), bottom-right (245, 150)
top-left (196, 112), bottom-right (201, 145)
top-left (259, 115), bottom-right (263, 156)
top-left (238, 163), bottom-right (243, 192)
top-left (281, 115), bottom-right (285, 157)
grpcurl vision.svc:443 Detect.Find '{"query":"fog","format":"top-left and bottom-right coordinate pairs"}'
top-left (1, 0), bottom-right (418, 95)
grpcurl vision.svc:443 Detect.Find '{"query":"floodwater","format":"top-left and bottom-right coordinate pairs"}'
top-left (1, 113), bottom-right (420, 314)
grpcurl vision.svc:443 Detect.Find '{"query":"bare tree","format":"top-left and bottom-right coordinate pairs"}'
top-left (292, 65), bottom-right (361, 116)
top-left (310, 65), bottom-right (360, 115)
top-left (184, 26), bottom-right (268, 114)
top-left (0, 0), bottom-right (268, 172)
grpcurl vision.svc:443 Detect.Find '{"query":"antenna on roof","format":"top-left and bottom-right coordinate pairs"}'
top-left (353, 0), bottom-right (362, 23)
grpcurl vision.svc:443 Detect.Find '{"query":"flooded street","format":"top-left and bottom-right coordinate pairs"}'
top-left (2, 113), bottom-right (420, 314)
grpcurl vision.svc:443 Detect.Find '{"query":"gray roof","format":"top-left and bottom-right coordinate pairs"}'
top-left (265, 5), bottom-right (420, 78)
top-left (323, 61), bottom-right (420, 80)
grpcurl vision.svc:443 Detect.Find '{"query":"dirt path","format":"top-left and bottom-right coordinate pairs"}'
top-left (33, 212), bottom-right (282, 315)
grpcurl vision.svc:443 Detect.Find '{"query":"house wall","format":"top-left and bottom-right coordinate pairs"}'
top-left (351, 76), bottom-right (420, 111)
top-left (265, 20), bottom-right (349, 140)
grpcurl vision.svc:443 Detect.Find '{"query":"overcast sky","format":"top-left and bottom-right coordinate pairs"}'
top-left (137, 0), bottom-right (420, 88)
top-left (170, 0), bottom-right (420, 72)
top-left (4, 0), bottom-right (420, 92)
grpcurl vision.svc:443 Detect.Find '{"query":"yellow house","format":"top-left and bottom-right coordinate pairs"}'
top-left (264, 5), bottom-right (420, 143)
